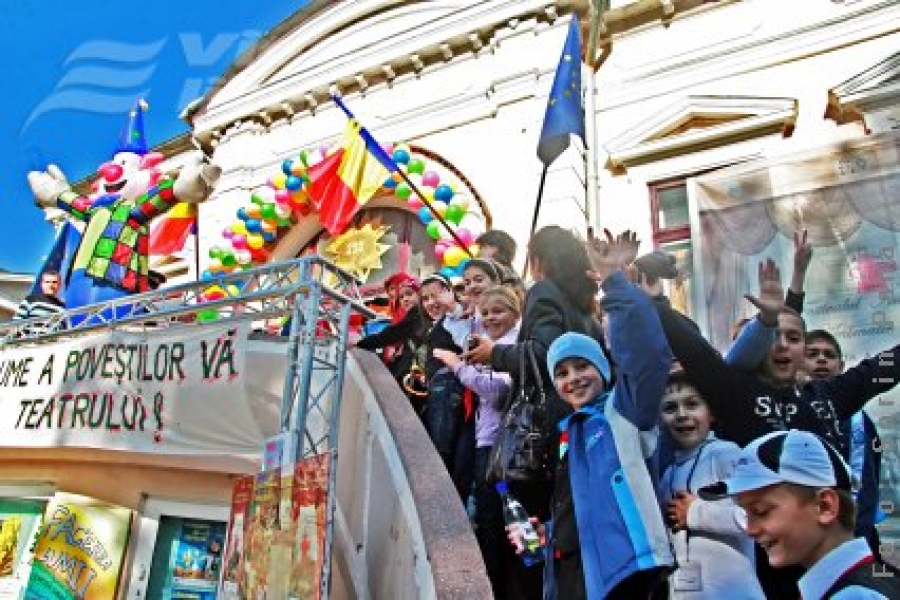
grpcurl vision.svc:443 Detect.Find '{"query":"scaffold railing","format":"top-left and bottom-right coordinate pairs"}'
top-left (0, 256), bottom-right (374, 599)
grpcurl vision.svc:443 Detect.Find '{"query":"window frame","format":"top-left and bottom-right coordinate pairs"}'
top-left (648, 177), bottom-right (692, 247)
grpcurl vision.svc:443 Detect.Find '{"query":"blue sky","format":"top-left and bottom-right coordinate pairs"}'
top-left (0, 0), bottom-right (304, 274)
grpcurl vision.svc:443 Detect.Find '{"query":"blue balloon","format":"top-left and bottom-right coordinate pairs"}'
top-left (285, 175), bottom-right (303, 191)
top-left (262, 231), bottom-right (276, 242)
top-left (439, 267), bottom-right (456, 279)
top-left (392, 149), bottom-right (410, 165)
top-left (237, 207), bottom-right (249, 220)
top-left (418, 207), bottom-right (433, 224)
top-left (245, 218), bottom-right (262, 233)
top-left (456, 259), bottom-right (470, 274)
top-left (201, 270), bottom-right (215, 280)
top-left (434, 184), bottom-right (454, 202)
top-left (383, 176), bottom-right (398, 189)
top-left (282, 159), bottom-right (294, 176)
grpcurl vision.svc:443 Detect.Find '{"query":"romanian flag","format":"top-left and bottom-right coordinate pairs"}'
top-left (306, 111), bottom-right (399, 235)
top-left (149, 202), bottom-right (197, 254)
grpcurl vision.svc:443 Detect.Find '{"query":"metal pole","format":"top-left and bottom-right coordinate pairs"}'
top-left (522, 165), bottom-right (549, 278)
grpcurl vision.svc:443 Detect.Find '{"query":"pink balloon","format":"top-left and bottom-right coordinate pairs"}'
top-left (457, 228), bottom-right (474, 246)
top-left (407, 196), bottom-right (424, 209)
top-left (434, 245), bottom-right (446, 260)
top-left (422, 171), bottom-right (440, 188)
top-left (222, 228), bottom-right (234, 239)
top-left (275, 189), bottom-right (292, 205)
top-left (232, 235), bottom-right (248, 250)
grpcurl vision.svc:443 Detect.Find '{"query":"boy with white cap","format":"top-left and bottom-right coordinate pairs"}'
top-left (700, 430), bottom-right (900, 599)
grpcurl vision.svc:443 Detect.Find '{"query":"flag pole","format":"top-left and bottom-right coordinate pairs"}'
top-left (330, 95), bottom-right (473, 257)
top-left (522, 165), bottom-right (549, 278)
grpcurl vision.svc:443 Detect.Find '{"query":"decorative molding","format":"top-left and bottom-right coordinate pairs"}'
top-left (826, 50), bottom-right (900, 131)
top-left (605, 96), bottom-right (797, 172)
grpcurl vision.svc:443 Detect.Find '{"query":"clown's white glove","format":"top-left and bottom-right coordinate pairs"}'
top-left (174, 156), bottom-right (221, 204)
top-left (28, 164), bottom-right (71, 208)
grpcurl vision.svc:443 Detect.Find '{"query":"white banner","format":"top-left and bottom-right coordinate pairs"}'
top-left (0, 322), bottom-right (269, 456)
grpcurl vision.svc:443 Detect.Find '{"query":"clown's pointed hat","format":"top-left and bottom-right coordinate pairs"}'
top-left (114, 99), bottom-right (149, 155)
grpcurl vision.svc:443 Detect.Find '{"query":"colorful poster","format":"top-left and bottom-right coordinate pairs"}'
top-left (225, 453), bottom-right (329, 600)
top-left (24, 493), bottom-right (131, 600)
top-left (0, 322), bottom-right (264, 457)
top-left (170, 519), bottom-right (226, 600)
top-left (220, 476), bottom-right (253, 600)
top-left (0, 499), bottom-right (45, 600)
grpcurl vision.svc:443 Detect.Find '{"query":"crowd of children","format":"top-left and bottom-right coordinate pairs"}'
top-left (351, 226), bottom-right (900, 600)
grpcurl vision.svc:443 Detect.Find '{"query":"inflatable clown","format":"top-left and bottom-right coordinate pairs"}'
top-left (28, 101), bottom-right (220, 323)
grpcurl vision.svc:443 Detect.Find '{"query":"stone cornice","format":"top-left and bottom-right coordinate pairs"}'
top-left (191, 0), bottom-right (588, 144)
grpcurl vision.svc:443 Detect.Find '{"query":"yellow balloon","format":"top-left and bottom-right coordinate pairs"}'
top-left (271, 173), bottom-right (288, 190)
top-left (422, 188), bottom-right (435, 203)
top-left (226, 285), bottom-right (241, 296)
top-left (443, 246), bottom-right (466, 268)
top-left (247, 234), bottom-right (265, 250)
top-left (231, 222), bottom-right (248, 236)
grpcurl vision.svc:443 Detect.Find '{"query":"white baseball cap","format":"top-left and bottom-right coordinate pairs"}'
top-left (699, 430), bottom-right (853, 500)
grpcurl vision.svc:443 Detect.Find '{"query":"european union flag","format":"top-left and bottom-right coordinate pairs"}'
top-left (537, 16), bottom-right (585, 166)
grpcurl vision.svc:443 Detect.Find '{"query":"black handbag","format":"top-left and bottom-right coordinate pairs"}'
top-left (487, 340), bottom-right (553, 486)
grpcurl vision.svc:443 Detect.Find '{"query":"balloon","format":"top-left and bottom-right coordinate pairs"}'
top-left (249, 247), bottom-right (269, 262)
top-left (260, 204), bottom-right (277, 220)
top-left (445, 204), bottom-right (465, 224)
top-left (418, 207), bottom-right (434, 224)
top-left (262, 232), bottom-right (276, 243)
top-left (261, 221), bottom-right (278, 234)
top-left (395, 183), bottom-right (412, 200)
top-left (443, 246), bottom-right (467, 268)
top-left (247, 234), bottom-right (265, 250)
top-left (285, 175), bottom-right (303, 191)
top-left (407, 158), bottom-right (425, 175)
top-left (245, 219), bottom-right (262, 234)
top-left (434, 245), bottom-right (446, 260)
top-left (439, 266), bottom-right (457, 279)
top-left (232, 235), bottom-right (248, 250)
top-left (407, 196), bottom-right (424, 209)
top-left (270, 173), bottom-right (287, 190)
top-left (434, 184), bottom-right (454, 202)
top-left (421, 187), bottom-right (435, 203)
top-left (392, 148), bottom-right (410, 165)
top-left (457, 258), bottom-right (471, 273)
top-left (291, 161), bottom-right (307, 177)
top-left (205, 285), bottom-right (225, 301)
top-left (237, 207), bottom-right (249, 221)
top-left (246, 206), bottom-right (262, 220)
top-left (226, 285), bottom-right (241, 297)
top-left (275, 189), bottom-right (292, 205)
top-left (383, 175), bottom-right (398, 189)
top-left (201, 270), bottom-right (215, 280)
top-left (282, 159), bottom-right (295, 176)
top-left (289, 189), bottom-right (308, 206)
top-left (421, 171), bottom-right (440, 188)
top-left (426, 221), bottom-right (442, 240)
top-left (208, 246), bottom-right (223, 260)
top-left (222, 227), bottom-right (234, 239)
top-left (221, 253), bottom-right (237, 267)
top-left (381, 142), bottom-right (394, 156)
top-left (208, 258), bottom-right (224, 272)
top-left (432, 203), bottom-right (447, 218)
top-left (231, 221), bottom-right (248, 236)
top-left (198, 309), bottom-right (221, 323)
top-left (456, 227), bottom-right (474, 246)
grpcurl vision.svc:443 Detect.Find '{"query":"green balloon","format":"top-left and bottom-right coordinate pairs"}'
top-left (396, 183), bottom-right (412, 200)
top-left (221, 253), bottom-right (237, 267)
top-left (426, 220), bottom-right (442, 240)
top-left (259, 203), bottom-right (276, 220)
top-left (407, 158), bottom-right (425, 175)
top-left (445, 205), bottom-right (465, 224)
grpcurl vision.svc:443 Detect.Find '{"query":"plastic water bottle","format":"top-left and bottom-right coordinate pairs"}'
top-left (496, 481), bottom-right (543, 566)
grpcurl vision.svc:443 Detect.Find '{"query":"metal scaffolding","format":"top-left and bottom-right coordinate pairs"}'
top-left (0, 256), bottom-right (373, 599)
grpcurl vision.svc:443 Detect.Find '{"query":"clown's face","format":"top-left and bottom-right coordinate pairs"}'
top-left (96, 152), bottom-right (158, 200)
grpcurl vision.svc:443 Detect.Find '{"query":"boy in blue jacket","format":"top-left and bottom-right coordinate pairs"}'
top-left (511, 231), bottom-right (674, 599)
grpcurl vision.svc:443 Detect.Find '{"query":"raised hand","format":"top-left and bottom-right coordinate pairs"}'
top-left (28, 164), bottom-right (71, 208)
top-left (744, 258), bottom-right (784, 326)
top-left (585, 229), bottom-right (640, 283)
top-left (790, 228), bottom-right (813, 294)
top-left (173, 156), bottom-right (222, 204)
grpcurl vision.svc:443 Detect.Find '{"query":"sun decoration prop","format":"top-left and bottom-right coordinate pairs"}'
top-left (324, 223), bottom-right (391, 282)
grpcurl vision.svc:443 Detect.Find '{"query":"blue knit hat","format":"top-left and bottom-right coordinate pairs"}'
top-left (547, 332), bottom-right (611, 384)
